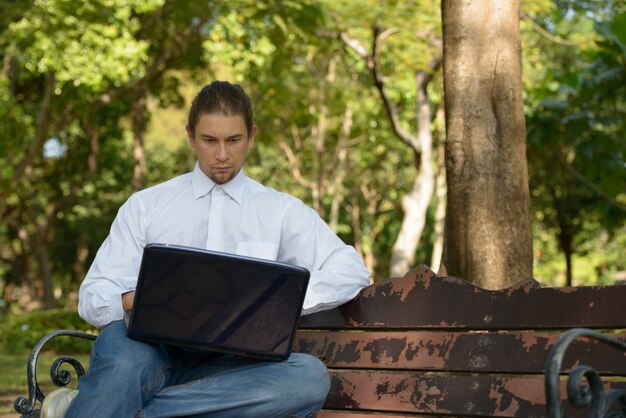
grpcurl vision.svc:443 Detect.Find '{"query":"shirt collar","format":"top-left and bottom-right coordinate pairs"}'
top-left (191, 163), bottom-right (245, 205)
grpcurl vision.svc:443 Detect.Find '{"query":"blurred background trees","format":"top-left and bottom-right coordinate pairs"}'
top-left (0, 0), bottom-right (624, 311)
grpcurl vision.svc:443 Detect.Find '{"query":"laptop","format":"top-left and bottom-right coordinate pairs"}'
top-left (126, 243), bottom-right (310, 361)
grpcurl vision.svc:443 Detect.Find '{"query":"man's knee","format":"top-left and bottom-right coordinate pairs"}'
top-left (91, 321), bottom-right (169, 374)
top-left (288, 354), bottom-right (330, 401)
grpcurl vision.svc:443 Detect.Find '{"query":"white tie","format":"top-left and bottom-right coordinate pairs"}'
top-left (206, 185), bottom-right (228, 252)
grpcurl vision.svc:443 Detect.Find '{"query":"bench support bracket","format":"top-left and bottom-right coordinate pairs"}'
top-left (13, 330), bottom-right (96, 417)
top-left (545, 328), bottom-right (626, 417)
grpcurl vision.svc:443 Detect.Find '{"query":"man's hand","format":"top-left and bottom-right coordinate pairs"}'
top-left (122, 290), bottom-right (136, 312)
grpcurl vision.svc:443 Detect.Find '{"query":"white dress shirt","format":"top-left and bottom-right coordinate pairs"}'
top-left (79, 164), bottom-right (370, 328)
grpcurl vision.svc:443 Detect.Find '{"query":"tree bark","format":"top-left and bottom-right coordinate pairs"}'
top-left (350, 187), bottom-right (379, 283)
top-left (431, 108), bottom-right (447, 272)
top-left (73, 237), bottom-right (90, 284)
top-left (329, 105), bottom-right (352, 231)
top-left (441, 0), bottom-right (533, 288)
top-left (132, 94), bottom-right (148, 191)
top-left (564, 249), bottom-right (573, 287)
top-left (38, 246), bottom-right (55, 308)
top-left (554, 188), bottom-right (575, 287)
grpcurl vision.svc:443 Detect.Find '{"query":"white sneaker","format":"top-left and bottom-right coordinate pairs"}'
top-left (40, 388), bottom-right (79, 418)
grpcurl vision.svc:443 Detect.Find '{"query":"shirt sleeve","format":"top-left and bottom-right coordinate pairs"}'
top-left (278, 198), bottom-right (370, 315)
top-left (78, 195), bottom-right (146, 328)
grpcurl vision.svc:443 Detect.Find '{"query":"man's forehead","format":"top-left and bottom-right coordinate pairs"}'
top-left (195, 113), bottom-right (247, 131)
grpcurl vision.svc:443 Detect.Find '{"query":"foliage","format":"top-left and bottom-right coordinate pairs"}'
top-left (0, 0), bottom-right (625, 314)
top-left (0, 310), bottom-right (96, 354)
top-left (525, 6), bottom-right (626, 285)
top-left (0, 0), bottom-right (175, 309)
top-left (7, 0), bottom-right (163, 94)
top-left (0, 352), bottom-right (90, 416)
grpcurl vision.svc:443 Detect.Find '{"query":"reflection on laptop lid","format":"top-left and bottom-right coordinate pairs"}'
top-left (127, 243), bottom-right (310, 361)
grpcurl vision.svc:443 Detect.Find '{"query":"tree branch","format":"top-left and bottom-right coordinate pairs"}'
top-left (341, 28), bottom-right (420, 152)
top-left (521, 13), bottom-right (579, 46)
top-left (276, 138), bottom-right (312, 188)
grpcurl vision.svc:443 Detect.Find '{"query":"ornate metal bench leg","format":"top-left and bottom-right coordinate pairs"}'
top-left (13, 330), bottom-right (97, 417)
top-left (545, 328), bottom-right (626, 418)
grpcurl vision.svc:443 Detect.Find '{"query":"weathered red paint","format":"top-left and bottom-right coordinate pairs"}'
top-left (294, 266), bottom-right (626, 417)
top-left (322, 371), bottom-right (626, 417)
top-left (298, 265), bottom-right (626, 329)
top-left (294, 330), bottom-right (626, 374)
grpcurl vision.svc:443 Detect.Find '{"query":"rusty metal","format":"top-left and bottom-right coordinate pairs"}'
top-left (324, 370), bottom-right (552, 416)
top-left (14, 330), bottom-right (96, 416)
top-left (295, 330), bottom-right (626, 374)
top-left (545, 328), bottom-right (626, 417)
top-left (323, 370), bottom-right (626, 417)
top-left (296, 266), bottom-right (626, 416)
top-left (299, 265), bottom-right (626, 330)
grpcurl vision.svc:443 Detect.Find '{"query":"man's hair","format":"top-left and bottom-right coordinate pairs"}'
top-left (187, 80), bottom-right (254, 135)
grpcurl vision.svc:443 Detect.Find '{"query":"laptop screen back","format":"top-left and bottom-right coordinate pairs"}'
top-left (127, 243), bottom-right (310, 361)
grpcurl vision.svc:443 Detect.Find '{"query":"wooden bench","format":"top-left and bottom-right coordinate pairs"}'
top-left (14, 265), bottom-right (626, 417)
top-left (294, 265), bottom-right (626, 417)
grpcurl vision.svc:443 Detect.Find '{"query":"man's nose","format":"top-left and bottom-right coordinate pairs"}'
top-left (216, 143), bottom-right (228, 160)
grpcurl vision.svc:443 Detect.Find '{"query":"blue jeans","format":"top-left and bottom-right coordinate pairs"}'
top-left (65, 321), bottom-right (330, 418)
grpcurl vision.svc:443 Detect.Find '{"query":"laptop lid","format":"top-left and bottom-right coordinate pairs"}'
top-left (127, 243), bottom-right (310, 361)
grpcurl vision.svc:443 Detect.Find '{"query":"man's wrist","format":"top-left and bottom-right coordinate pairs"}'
top-left (122, 290), bottom-right (136, 311)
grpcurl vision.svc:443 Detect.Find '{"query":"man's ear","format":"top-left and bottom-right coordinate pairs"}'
top-left (248, 125), bottom-right (258, 146)
top-left (186, 125), bottom-right (195, 147)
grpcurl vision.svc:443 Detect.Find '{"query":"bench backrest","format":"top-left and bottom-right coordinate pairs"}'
top-left (294, 265), bottom-right (626, 417)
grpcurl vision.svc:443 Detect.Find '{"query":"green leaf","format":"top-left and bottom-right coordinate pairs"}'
top-left (609, 12), bottom-right (626, 51)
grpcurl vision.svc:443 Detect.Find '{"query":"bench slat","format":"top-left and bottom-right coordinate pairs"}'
top-left (323, 370), bottom-right (626, 417)
top-left (295, 330), bottom-right (626, 375)
top-left (299, 265), bottom-right (626, 330)
top-left (317, 411), bottom-right (430, 417)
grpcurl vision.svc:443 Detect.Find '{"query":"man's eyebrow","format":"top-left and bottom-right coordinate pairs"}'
top-left (199, 133), bottom-right (243, 139)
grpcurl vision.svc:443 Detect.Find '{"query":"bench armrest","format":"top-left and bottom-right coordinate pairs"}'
top-left (545, 328), bottom-right (626, 417)
top-left (14, 330), bottom-right (96, 416)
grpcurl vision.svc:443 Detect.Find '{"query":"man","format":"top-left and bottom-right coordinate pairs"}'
top-left (41, 81), bottom-right (370, 418)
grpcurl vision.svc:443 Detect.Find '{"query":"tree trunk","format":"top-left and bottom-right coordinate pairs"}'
top-left (2, 282), bottom-right (14, 311)
top-left (431, 110), bottom-right (447, 272)
top-left (389, 67), bottom-right (437, 277)
top-left (73, 237), bottom-right (90, 284)
top-left (38, 246), bottom-right (55, 308)
top-left (564, 250), bottom-right (573, 287)
top-left (328, 105), bottom-right (352, 232)
top-left (555, 194), bottom-right (575, 287)
top-left (390, 156), bottom-right (434, 276)
top-left (441, 0), bottom-right (533, 288)
top-left (341, 31), bottom-right (442, 279)
top-left (350, 189), bottom-right (377, 283)
top-left (132, 94), bottom-right (148, 191)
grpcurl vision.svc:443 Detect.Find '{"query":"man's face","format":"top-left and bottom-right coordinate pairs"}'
top-left (187, 113), bottom-right (257, 184)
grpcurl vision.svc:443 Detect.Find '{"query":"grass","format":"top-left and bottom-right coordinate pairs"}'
top-left (0, 352), bottom-right (90, 417)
